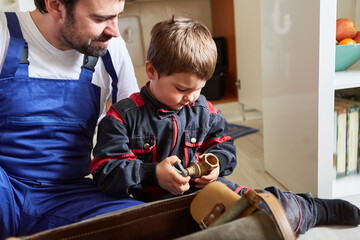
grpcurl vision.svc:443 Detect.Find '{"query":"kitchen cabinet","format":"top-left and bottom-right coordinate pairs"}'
top-left (234, 0), bottom-right (263, 112)
top-left (261, 0), bottom-right (360, 198)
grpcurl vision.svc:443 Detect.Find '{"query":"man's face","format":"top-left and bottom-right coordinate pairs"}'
top-left (59, 0), bottom-right (124, 57)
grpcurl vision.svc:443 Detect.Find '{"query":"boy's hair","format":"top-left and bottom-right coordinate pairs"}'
top-left (147, 16), bottom-right (217, 80)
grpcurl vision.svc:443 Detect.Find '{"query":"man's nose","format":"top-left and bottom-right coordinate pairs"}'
top-left (104, 18), bottom-right (120, 38)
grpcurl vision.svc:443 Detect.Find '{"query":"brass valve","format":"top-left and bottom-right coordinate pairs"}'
top-left (174, 153), bottom-right (219, 178)
top-left (186, 153), bottom-right (219, 178)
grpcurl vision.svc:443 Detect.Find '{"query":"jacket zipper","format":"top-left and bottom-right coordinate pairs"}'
top-left (170, 116), bottom-right (178, 155)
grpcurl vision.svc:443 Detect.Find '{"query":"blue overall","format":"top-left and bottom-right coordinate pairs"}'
top-left (0, 12), bottom-right (142, 239)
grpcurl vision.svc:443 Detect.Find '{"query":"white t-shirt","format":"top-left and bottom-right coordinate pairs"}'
top-left (0, 11), bottom-right (139, 122)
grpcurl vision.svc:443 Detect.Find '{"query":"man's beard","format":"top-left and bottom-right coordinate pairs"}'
top-left (60, 17), bottom-right (112, 57)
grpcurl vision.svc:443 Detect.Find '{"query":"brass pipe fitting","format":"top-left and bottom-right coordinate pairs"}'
top-left (186, 153), bottom-right (219, 178)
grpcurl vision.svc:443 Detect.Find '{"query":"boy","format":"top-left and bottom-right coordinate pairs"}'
top-left (90, 16), bottom-right (360, 235)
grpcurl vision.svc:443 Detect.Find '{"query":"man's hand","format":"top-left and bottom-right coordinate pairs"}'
top-left (193, 165), bottom-right (219, 188)
top-left (156, 156), bottom-right (191, 195)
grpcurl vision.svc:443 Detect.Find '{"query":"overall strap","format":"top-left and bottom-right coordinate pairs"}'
top-left (79, 52), bottom-right (118, 104)
top-left (102, 50), bottom-right (118, 104)
top-left (72, 51), bottom-right (118, 103)
top-left (0, 12), bottom-right (29, 78)
top-left (79, 55), bottom-right (98, 82)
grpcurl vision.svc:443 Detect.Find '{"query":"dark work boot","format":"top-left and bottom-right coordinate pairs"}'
top-left (315, 198), bottom-right (360, 226)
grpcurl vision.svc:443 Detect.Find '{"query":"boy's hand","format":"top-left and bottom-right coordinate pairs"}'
top-left (193, 165), bottom-right (219, 188)
top-left (156, 156), bottom-right (191, 195)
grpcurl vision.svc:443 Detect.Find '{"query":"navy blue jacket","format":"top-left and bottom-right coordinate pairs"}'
top-left (91, 84), bottom-right (237, 200)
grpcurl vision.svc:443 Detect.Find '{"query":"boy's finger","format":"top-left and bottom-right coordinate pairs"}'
top-left (200, 175), bottom-right (211, 181)
top-left (168, 155), bottom-right (181, 165)
top-left (180, 182), bottom-right (190, 192)
top-left (194, 178), bottom-right (210, 185)
top-left (170, 184), bottom-right (188, 195)
top-left (195, 184), bottom-right (206, 189)
top-left (182, 176), bottom-right (191, 184)
top-left (179, 177), bottom-right (190, 185)
top-left (172, 173), bottom-right (190, 185)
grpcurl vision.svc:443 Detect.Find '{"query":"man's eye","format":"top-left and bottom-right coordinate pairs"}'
top-left (96, 18), bottom-right (107, 22)
top-left (176, 88), bottom-right (186, 92)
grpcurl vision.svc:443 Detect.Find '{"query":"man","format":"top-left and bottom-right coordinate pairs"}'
top-left (0, 0), bottom-right (143, 238)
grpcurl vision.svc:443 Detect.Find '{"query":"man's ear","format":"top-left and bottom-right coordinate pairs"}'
top-left (145, 61), bottom-right (158, 80)
top-left (45, 0), bottom-right (65, 21)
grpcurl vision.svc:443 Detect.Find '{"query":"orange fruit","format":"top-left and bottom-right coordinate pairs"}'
top-left (338, 38), bottom-right (357, 45)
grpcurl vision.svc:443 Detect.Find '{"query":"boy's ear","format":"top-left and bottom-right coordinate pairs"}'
top-left (145, 61), bottom-right (158, 80)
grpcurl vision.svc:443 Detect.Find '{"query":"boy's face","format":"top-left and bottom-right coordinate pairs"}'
top-left (59, 0), bottom-right (124, 56)
top-left (146, 62), bottom-right (206, 110)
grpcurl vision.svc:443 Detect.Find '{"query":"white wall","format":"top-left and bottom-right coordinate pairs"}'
top-left (0, 0), bottom-right (212, 89)
top-left (0, 0), bottom-right (34, 11)
top-left (0, 0), bottom-right (18, 11)
top-left (122, 0), bottom-right (212, 88)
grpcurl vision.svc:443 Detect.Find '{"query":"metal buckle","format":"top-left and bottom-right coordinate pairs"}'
top-left (199, 203), bottom-right (225, 229)
top-left (199, 219), bottom-right (208, 229)
top-left (82, 55), bottom-right (99, 72)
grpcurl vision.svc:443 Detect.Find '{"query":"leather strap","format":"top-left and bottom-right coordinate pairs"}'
top-left (257, 193), bottom-right (296, 240)
top-left (200, 203), bottom-right (225, 229)
top-left (190, 181), bottom-right (241, 224)
top-left (190, 182), bottom-right (296, 240)
top-left (238, 189), bottom-right (260, 218)
top-left (208, 191), bottom-right (259, 228)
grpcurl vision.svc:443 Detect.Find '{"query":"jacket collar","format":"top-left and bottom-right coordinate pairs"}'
top-left (140, 82), bottom-right (180, 119)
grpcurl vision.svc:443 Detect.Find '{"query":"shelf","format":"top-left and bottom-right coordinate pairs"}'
top-left (335, 70), bottom-right (360, 90)
top-left (259, 0), bottom-right (360, 198)
top-left (333, 68), bottom-right (360, 197)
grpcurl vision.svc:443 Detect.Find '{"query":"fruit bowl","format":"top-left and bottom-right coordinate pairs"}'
top-left (335, 44), bottom-right (360, 71)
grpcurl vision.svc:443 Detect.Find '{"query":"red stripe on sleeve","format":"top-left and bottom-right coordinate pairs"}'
top-left (90, 152), bottom-right (137, 173)
top-left (197, 136), bottom-right (231, 154)
top-left (106, 107), bottom-right (124, 124)
top-left (129, 93), bottom-right (145, 107)
top-left (206, 100), bottom-right (218, 114)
